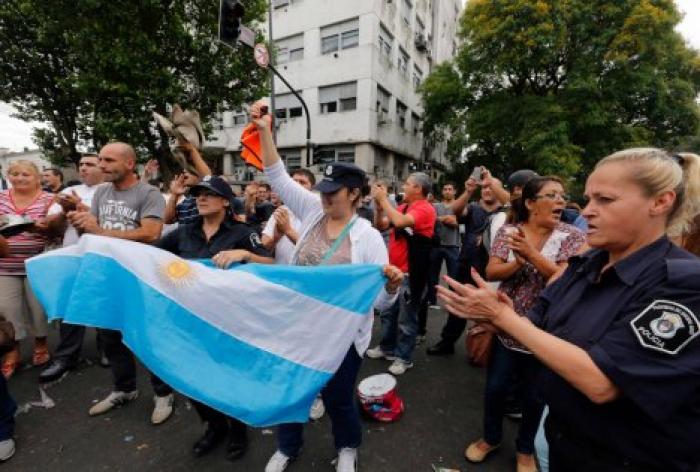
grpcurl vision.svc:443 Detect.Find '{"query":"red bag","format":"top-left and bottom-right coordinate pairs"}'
top-left (465, 324), bottom-right (494, 367)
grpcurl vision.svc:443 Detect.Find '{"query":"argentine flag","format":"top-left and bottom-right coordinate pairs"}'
top-left (26, 235), bottom-right (386, 426)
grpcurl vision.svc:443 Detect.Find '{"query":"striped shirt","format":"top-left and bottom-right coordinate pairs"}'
top-left (0, 190), bottom-right (54, 275)
top-left (176, 195), bottom-right (199, 225)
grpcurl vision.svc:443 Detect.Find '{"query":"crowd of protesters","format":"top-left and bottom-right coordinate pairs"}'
top-left (0, 102), bottom-right (699, 472)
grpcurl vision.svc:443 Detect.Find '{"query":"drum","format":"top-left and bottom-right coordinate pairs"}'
top-left (357, 373), bottom-right (404, 422)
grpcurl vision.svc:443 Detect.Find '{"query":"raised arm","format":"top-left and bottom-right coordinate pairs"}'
top-left (252, 103), bottom-right (320, 221)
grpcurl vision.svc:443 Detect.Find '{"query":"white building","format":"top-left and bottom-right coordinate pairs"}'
top-left (206, 0), bottom-right (462, 188)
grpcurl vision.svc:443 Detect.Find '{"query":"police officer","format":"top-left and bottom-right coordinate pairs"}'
top-left (437, 148), bottom-right (700, 471)
top-left (155, 175), bottom-right (273, 462)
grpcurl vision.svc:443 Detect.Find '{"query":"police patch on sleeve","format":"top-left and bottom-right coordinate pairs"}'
top-left (630, 300), bottom-right (700, 355)
top-left (250, 233), bottom-right (262, 248)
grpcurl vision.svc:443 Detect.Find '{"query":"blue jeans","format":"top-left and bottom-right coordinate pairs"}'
top-left (483, 339), bottom-right (544, 454)
top-left (425, 246), bottom-right (460, 305)
top-left (278, 347), bottom-right (363, 457)
top-left (535, 406), bottom-right (550, 471)
top-left (0, 374), bottom-right (16, 441)
top-left (378, 277), bottom-right (419, 362)
top-left (419, 246), bottom-right (460, 335)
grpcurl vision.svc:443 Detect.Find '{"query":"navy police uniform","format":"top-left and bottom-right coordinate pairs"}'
top-left (529, 236), bottom-right (700, 471)
top-left (156, 215), bottom-right (270, 455)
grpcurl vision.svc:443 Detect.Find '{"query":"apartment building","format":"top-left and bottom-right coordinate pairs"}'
top-left (207, 0), bottom-right (462, 187)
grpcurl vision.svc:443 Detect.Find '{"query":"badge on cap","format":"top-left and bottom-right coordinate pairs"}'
top-left (630, 300), bottom-right (699, 355)
top-left (203, 175), bottom-right (212, 182)
top-left (325, 165), bottom-right (333, 176)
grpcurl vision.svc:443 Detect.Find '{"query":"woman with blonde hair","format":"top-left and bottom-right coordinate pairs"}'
top-left (0, 160), bottom-right (55, 377)
top-left (438, 148), bottom-right (700, 471)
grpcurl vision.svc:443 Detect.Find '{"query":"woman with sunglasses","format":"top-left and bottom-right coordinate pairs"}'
top-left (464, 177), bottom-right (586, 472)
top-left (247, 103), bottom-right (403, 472)
top-left (439, 149), bottom-right (700, 471)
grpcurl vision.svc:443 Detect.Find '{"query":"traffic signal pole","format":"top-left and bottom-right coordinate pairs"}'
top-left (219, 0), bottom-right (313, 166)
top-left (266, 64), bottom-right (312, 166)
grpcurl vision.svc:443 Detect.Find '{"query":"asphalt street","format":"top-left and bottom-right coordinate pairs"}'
top-left (5, 308), bottom-right (520, 472)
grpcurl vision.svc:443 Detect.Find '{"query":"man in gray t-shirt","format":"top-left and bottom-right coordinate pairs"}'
top-left (418, 182), bottom-right (461, 339)
top-left (68, 142), bottom-right (173, 426)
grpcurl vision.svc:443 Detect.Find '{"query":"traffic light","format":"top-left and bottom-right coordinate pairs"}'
top-left (219, 0), bottom-right (245, 47)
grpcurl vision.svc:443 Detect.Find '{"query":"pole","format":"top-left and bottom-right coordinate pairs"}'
top-left (267, 0), bottom-right (277, 143)
top-left (268, 64), bottom-right (312, 166)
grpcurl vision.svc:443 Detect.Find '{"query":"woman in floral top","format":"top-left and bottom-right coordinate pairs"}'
top-left (0, 161), bottom-right (55, 378)
top-left (464, 176), bottom-right (586, 472)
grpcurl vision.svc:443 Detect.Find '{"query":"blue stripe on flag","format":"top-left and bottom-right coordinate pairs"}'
top-left (28, 253), bottom-right (332, 426)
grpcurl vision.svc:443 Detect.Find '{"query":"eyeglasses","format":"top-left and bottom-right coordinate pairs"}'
top-left (534, 192), bottom-right (568, 201)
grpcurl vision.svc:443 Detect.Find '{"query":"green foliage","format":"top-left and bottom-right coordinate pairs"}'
top-left (0, 0), bottom-right (268, 168)
top-left (420, 0), bottom-right (700, 188)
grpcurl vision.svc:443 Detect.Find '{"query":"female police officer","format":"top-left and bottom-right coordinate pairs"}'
top-left (437, 148), bottom-right (700, 471)
top-left (156, 175), bottom-right (273, 462)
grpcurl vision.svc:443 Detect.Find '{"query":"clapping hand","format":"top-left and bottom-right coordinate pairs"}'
top-left (436, 268), bottom-right (514, 323)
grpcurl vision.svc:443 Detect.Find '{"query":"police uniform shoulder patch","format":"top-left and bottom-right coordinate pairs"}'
top-left (630, 300), bottom-right (700, 355)
top-left (249, 232), bottom-right (262, 248)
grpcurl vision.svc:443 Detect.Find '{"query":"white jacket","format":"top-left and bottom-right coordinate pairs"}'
top-left (265, 160), bottom-right (398, 354)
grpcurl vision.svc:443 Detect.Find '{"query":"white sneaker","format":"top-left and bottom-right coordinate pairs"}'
top-left (388, 359), bottom-right (413, 375)
top-left (151, 393), bottom-right (174, 425)
top-left (89, 390), bottom-right (139, 416)
top-left (365, 346), bottom-right (396, 360)
top-left (309, 395), bottom-right (325, 421)
top-left (335, 447), bottom-right (358, 472)
top-left (0, 438), bottom-right (15, 462)
top-left (265, 450), bottom-right (293, 472)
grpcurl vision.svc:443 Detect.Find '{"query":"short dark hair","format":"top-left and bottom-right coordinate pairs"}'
top-left (258, 182), bottom-right (271, 192)
top-left (291, 168), bottom-right (316, 186)
top-left (511, 176), bottom-right (564, 223)
top-left (45, 167), bottom-right (64, 182)
top-left (443, 181), bottom-right (456, 189)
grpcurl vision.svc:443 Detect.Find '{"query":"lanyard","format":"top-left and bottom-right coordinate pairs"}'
top-left (320, 215), bottom-right (357, 265)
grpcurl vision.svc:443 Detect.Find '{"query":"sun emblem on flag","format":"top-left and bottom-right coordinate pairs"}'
top-left (160, 259), bottom-right (195, 286)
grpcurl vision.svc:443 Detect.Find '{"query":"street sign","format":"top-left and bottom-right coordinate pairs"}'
top-left (253, 43), bottom-right (270, 68)
top-left (238, 25), bottom-right (256, 48)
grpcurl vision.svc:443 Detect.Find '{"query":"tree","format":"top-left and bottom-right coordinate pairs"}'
top-left (420, 0), bottom-right (700, 184)
top-left (0, 0), bottom-right (268, 170)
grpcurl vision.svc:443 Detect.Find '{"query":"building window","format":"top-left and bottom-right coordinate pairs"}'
top-left (274, 92), bottom-right (304, 120)
top-left (412, 64), bottom-right (423, 90)
top-left (276, 34), bottom-right (304, 64)
top-left (412, 112), bottom-right (421, 135)
top-left (378, 24), bottom-right (393, 57)
top-left (396, 101), bottom-right (407, 129)
top-left (376, 85), bottom-right (391, 113)
top-left (279, 149), bottom-right (302, 170)
top-left (233, 114), bottom-right (246, 126)
top-left (316, 146), bottom-right (356, 164)
top-left (319, 82), bottom-right (358, 114)
top-left (398, 48), bottom-right (409, 79)
top-left (402, 0), bottom-right (412, 26)
top-left (320, 18), bottom-right (359, 55)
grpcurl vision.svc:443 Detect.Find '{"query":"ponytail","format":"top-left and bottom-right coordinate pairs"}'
top-left (672, 153), bottom-right (700, 237)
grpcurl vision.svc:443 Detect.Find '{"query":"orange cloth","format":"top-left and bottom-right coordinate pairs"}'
top-left (240, 124), bottom-right (264, 171)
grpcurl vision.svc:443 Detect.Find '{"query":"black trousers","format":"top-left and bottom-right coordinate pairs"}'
top-left (53, 322), bottom-right (106, 364)
top-left (546, 414), bottom-right (656, 472)
top-left (437, 260), bottom-right (472, 345)
top-left (97, 328), bottom-right (172, 396)
top-left (191, 400), bottom-right (247, 443)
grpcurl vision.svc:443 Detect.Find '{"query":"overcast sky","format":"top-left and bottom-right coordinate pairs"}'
top-left (1, 0), bottom-right (700, 152)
